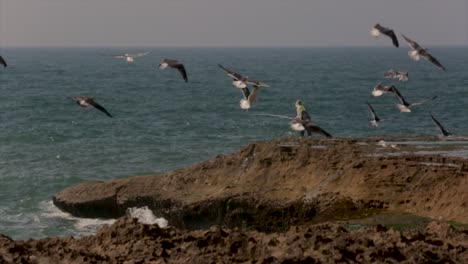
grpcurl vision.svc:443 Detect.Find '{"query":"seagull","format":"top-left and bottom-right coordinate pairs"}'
top-left (370, 23), bottom-right (399, 47)
top-left (371, 82), bottom-right (396, 97)
top-left (239, 85), bottom-right (261, 110)
top-left (0, 55), bottom-right (7, 67)
top-left (218, 64), bottom-right (269, 89)
top-left (159, 58), bottom-right (188, 82)
top-left (384, 69), bottom-right (408, 81)
top-left (294, 100), bottom-right (332, 138)
top-left (401, 34), bottom-right (446, 71)
top-left (68, 97), bottom-right (113, 118)
top-left (377, 140), bottom-right (400, 150)
top-left (113, 52), bottom-right (149, 63)
top-left (391, 87), bottom-right (437, 113)
top-left (430, 113), bottom-right (451, 137)
top-left (366, 103), bottom-right (390, 127)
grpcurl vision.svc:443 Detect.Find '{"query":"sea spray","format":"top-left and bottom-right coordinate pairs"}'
top-left (126, 206), bottom-right (168, 227)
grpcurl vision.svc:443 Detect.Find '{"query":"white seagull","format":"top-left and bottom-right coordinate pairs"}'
top-left (370, 23), bottom-right (399, 48)
top-left (366, 103), bottom-right (390, 127)
top-left (239, 85), bottom-right (262, 110)
top-left (391, 87), bottom-right (437, 113)
top-left (401, 34), bottom-right (446, 71)
top-left (384, 69), bottom-right (408, 81)
top-left (371, 82), bottom-right (396, 97)
top-left (113, 52), bottom-right (149, 63)
top-left (159, 58), bottom-right (188, 82)
top-left (218, 64), bottom-right (269, 89)
top-left (68, 96), bottom-right (113, 118)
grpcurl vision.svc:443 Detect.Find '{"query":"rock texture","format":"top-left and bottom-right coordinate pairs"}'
top-left (53, 137), bottom-right (468, 228)
top-left (0, 218), bottom-right (466, 263)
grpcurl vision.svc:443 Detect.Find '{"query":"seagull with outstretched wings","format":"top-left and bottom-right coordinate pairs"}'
top-left (159, 58), bottom-right (188, 82)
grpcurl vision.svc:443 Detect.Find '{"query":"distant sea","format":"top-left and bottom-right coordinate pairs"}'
top-left (0, 47), bottom-right (467, 239)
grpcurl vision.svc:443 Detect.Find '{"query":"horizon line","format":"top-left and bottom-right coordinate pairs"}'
top-left (2, 44), bottom-right (468, 49)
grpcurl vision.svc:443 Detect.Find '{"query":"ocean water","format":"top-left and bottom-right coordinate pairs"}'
top-left (0, 47), bottom-right (467, 240)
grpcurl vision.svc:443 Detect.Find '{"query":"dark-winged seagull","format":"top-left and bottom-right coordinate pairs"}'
top-left (294, 100), bottom-right (332, 138)
top-left (370, 23), bottom-right (399, 48)
top-left (113, 52), bottom-right (149, 63)
top-left (0, 55), bottom-right (7, 67)
top-left (159, 58), bottom-right (188, 82)
top-left (371, 82), bottom-right (396, 97)
top-left (366, 103), bottom-right (390, 127)
top-left (401, 34), bottom-right (446, 71)
top-left (69, 96), bottom-right (113, 118)
top-left (391, 87), bottom-right (437, 113)
top-left (239, 85), bottom-right (262, 110)
top-left (430, 113), bottom-right (451, 137)
top-left (384, 69), bottom-right (408, 81)
top-left (218, 64), bottom-right (269, 89)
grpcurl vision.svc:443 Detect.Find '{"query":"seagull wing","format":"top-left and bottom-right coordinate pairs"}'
top-left (112, 55), bottom-right (126, 59)
top-left (245, 78), bottom-right (270, 87)
top-left (421, 51), bottom-right (446, 71)
top-left (248, 85), bottom-right (260, 103)
top-left (401, 34), bottom-right (422, 50)
top-left (217, 64), bottom-right (244, 80)
top-left (390, 86), bottom-right (410, 106)
top-left (0, 55), bottom-right (7, 67)
top-left (161, 58), bottom-right (179, 65)
top-left (253, 113), bottom-right (294, 120)
top-left (430, 113), bottom-right (451, 136)
top-left (131, 52), bottom-right (149, 58)
top-left (409, 96), bottom-right (437, 107)
top-left (366, 102), bottom-right (379, 121)
top-left (240, 87), bottom-right (251, 100)
top-left (173, 63), bottom-right (188, 82)
top-left (379, 26), bottom-right (399, 47)
top-left (384, 69), bottom-right (396, 78)
top-left (304, 122), bottom-right (333, 138)
top-left (87, 99), bottom-right (113, 118)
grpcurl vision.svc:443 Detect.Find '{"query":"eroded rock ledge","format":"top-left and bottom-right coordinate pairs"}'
top-left (53, 137), bottom-right (468, 229)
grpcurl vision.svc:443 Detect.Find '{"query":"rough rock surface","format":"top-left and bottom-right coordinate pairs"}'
top-left (53, 137), bottom-right (468, 228)
top-left (0, 218), bottom-right (466, 263)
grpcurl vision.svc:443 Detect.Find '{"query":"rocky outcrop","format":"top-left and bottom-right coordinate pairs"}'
top-left (53, 137), bottom-right (468, 229)
top-left (1, 218), bottom-right (467, 263)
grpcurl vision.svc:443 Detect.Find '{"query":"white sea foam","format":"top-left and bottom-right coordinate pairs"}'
top-left (40, 200), bottom-right (116, 236)
top-left (126, 206), bottom-right (168, 228)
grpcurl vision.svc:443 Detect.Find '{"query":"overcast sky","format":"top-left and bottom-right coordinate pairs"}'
top-left (1, 0), bottom-right (467, 47)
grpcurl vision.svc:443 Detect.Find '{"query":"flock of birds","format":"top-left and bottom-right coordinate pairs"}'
top-left (366, 23), bottom-right (457, 139)
top-left (0, 23), bottom-right (460, 139)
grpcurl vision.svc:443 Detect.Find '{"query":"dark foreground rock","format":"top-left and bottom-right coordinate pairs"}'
top-left (0, 218), bottom-right (466, 263)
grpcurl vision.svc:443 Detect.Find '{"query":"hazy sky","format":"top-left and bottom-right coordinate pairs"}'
top-left (1, 0), bottom-right (467, 47)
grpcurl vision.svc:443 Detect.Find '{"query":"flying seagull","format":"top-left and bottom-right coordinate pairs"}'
top-left (294, 100), bottom-right (331, 138)
top-left (430, 113), bottom-right (451, 137)
top-left (217, 64), bottom-right (269, 89)
top-left (370, 23), bottom-right (399, 47)
top-left (0, 55), bottom-right (7, 67)
top-left (239, 85), bottom-right (262, 110)
top-left (401, 34), bottom-right (446, 71)
top-left (366, 103), bottom-right (390, 127)
top-left (371, 82), bottom-right (396, 97)
top-left (384, 69), bottom-right (408, 81)
top-left (113, 52), bottom-right (149, 63)
top-left (69, 97), bottom-right (113, 118)
top-left (254, 113), bottom-right (332, 138)
top-left (391, 87), bottom-right (437, 113)
top-left (159, 58), bottom-right (188, 82)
